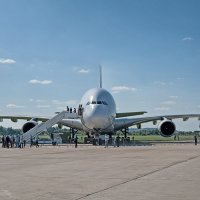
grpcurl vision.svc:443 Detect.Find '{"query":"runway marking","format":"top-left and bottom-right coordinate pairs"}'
top-left (75, 154), bottom-right (200, 200)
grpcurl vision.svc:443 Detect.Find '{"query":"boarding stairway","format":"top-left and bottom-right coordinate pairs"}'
top-left (23, 110), bottom-right (78, 142)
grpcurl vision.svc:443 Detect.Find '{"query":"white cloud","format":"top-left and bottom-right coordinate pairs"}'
top-left (182, 37), bottom-right (193, 41)
top-left (29, 79), bottom-right (52, 85)
top-left (0, 58), bottom-right (16, 64)
top-left (169, 96), bottom-right (178, 99)
top-left (161, 100), bottom-right (176, 105)
top-left (154, 81), bottom-right (167, 86)
top-left (65, 100), bottom-right (78, 105)
top-left (6, 104), bottom-right (25, 108)
top-left (36, 105), bottom-right (51, 108)
top-left (29, 99), bottom-right (46, 103)
top-left (36, 99), bottom-right (46, 103)
top-left (56, 106), bottom-right (67, 110)
top-left (52, 100), bottom-right (60, 105)
top-left (52, 99), bottom-right (78, 106)
top-left (154, 81), bottom-right (174, 86)
top-left (155, 107), bottom-right (170, 111)
top-left (176, 77), bottom-right (184, 81)
top-left (111, 86), bottom-right (136, 93)
top-left (155, 99), bottom-right (176, 111)
top-left (78, 69), bottom-right (90, 74)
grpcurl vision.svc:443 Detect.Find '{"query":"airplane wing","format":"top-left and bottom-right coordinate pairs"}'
top-left (116, 111), bottom-right (147, 118)
top-left (114, 114), bottom-right (200, 130)
top-left (0, 115), bottom-right (49, 122)
top-left (0, 115), bottom-right (83, 131)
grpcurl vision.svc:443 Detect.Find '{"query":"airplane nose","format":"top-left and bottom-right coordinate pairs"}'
top-left (83, 106), bottom-right (111, 130)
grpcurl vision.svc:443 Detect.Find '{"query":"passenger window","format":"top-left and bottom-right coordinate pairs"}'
top-left (102, 101), bottom-right (108, 105)
top-left (92, 101), bottom-right (96, 104)
top-left (97, 101), bottom-right (102, 104)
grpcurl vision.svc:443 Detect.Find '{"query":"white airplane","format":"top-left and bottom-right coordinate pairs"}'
top-left (1, 67), bottom-right (200, 138)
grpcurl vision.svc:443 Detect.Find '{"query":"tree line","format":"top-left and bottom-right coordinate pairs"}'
top-left (0, 126), bottom-right (198, 137)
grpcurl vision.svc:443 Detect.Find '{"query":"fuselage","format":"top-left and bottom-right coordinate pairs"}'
top-left (80, 88), bottom-right (116, 134)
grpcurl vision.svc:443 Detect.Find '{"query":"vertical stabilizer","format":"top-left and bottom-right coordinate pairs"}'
top-left (99, 65), bottom-right (102, 88)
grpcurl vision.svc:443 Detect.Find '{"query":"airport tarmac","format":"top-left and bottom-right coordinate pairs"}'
top-left (0, 144), bottom-right (200, 200)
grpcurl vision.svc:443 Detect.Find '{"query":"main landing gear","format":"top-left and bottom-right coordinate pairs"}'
top-left (121, 127), bottom-right (129, 138)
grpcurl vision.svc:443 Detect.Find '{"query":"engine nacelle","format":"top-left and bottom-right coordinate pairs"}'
top-left (22, 121), bottom-right (38, 133)
top-left (158, 119), bottom-right (176, 137)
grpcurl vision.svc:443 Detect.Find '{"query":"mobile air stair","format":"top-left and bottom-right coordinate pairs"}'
top-left (23, 110), bottom-right (78, 142)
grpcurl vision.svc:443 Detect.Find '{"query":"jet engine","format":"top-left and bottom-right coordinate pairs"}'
top-left (22, 121), bottom-right (38, 133)
top-left (158, 119), bottom-right (176, 137)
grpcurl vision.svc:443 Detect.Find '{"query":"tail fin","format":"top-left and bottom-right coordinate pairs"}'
top-left (99, 65), bottom-right (102, 88)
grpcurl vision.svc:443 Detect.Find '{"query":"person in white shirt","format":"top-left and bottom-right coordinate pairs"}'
top-left (104, 134), bottom-right (109, 148)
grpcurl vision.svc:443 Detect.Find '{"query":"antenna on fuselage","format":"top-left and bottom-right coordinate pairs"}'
top-left (99, 65), bottom-right (102, 88)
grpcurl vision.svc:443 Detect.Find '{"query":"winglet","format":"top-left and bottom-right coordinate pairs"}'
top-left (99, 65), bottom-right (102, 88)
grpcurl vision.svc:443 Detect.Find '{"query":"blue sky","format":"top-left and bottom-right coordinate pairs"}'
top-left (0, 0), bottom-right (200, 130)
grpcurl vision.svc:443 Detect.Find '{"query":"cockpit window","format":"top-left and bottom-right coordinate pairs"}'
top-left (86, 100), bottom-right (108, 105)
top-left (102, 101), bottom-right (108, 105)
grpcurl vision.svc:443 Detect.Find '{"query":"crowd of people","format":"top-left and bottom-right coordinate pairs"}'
top-left (1, 134), bottom-right (41, 148)
top-left (1, 135), bottom-right (26, 148)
